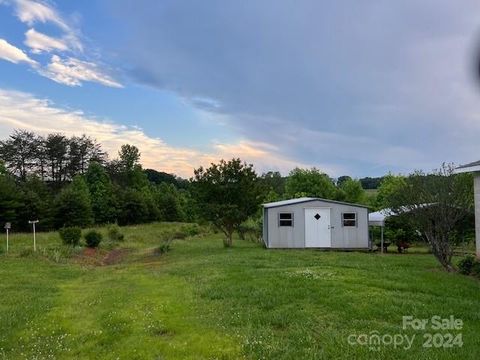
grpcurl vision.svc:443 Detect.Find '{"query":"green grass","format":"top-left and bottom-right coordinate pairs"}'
top-left (0, 223), bottom-right (479, 359)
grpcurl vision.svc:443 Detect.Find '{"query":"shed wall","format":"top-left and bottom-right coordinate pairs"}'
top-left (265, 200), bottom-right (369, 249)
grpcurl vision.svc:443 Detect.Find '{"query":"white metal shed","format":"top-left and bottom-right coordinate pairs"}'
top-left (262, 197), bottom-right (370, 249)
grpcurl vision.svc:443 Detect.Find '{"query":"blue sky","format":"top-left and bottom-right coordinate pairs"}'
top-left (1, 0), bottom-right (480, 177)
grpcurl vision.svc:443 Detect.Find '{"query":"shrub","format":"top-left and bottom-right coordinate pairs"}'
top-left (471, 260), bottom-right (480, 277)
top-left (59, 227), bottom-right (82, 246)
top-left (182, 224), bottom-right (200, 237)
top-left (154, 237), bottom-right (173, 255)
top-left (237, 218), bottom-right (262, 243)
top-left (458, 255), bottom-right (475, 275)
top-left (107, 224), bottom-right (124, 242)
top-left (85, 230), bottom-right (102, 248)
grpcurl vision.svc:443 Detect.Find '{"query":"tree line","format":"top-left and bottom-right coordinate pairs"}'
top-left (0, 131), bottom-right (193, 231)
top-left (0, 130), bottom-right (475, 272)
top-left (0, 130), bottom-right (376, 233)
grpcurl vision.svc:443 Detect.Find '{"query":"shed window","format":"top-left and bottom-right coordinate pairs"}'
top-left (278, 212), bottom-right (294, 227)
top-left (342, 213), bottom-right (357, 227)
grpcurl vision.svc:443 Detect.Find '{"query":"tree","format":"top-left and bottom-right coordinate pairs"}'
top-left (359, 176), bottom-right (384, 190)
top-left (376, 174), bottom-right (407, 209)
top-left (285, 167), bottom-right (336, 199)
top-left (0, 130), bottom-right (38, 180)
top-left (260, 171), bottom-right (286, 195)
top-left (192, 158), bottom-right (262, 247)
top-left (0, 168), bottom-right (21, 227)
top-left (387, 164), bottom-right (473, 271)
top-left (54, 176), bottom-right (93, 228)
top-left (145, 169), bottom-right (187, 188)
top-left (154, 183), bottom-right (182, 221)
top-left (119, 144), bottom-right (141, 171)
top-left (338, 178), bottom-right (365, 204)
top-left (45, 134), bottom-right (69, 184)
top-left (18, 176), bottom-right (54, 231)
top-left (118, 188), bottom-right (150, 225)
top-left (85, 162), bottom-right (118, 224)
top-left (336, 175), bottom-right (352, 187)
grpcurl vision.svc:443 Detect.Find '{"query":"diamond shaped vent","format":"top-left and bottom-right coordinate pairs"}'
top-left (314, 213), bottom-right (321, 220)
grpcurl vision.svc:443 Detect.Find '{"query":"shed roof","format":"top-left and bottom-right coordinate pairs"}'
top-left (263, 197), bottom-right (369, 209)
top-left (455, 160), bottom-right (480, 173)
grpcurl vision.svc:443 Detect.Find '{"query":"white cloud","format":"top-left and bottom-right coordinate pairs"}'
top-left (0, 38), bottom-right (37, 65)
top-left (0, 89), bottom-right (304, 177)
top-left (39, 55), bottom-right (123, 88)
top-left (14, 0), bottom-right (67, 28)
top-left (24, 28), bottom-right (68, 53)
top-left (7, 0), bottom-right (82, 52)
top-left (0, 1), bottom-right (122, 88)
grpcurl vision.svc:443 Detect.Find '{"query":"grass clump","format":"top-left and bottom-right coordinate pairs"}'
top-left (154, 235), bottom-right (174, 255)
top-left (107, 224), bottom-right (124, 242)
top-left (84, 230), bottom-right (102, 248)
top-left (59, 227), bottom-right (82, 246)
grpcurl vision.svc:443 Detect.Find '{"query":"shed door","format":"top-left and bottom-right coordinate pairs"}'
top-left (304, 208), bottom-right (331, 247)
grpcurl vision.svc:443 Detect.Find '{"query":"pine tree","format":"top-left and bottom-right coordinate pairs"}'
top-left (85, 162), bottom-right (118, 224)
top-left (54, 176), bottom-right (93, 228)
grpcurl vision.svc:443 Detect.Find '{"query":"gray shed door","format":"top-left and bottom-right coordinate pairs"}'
top-left (305, 208), bottom-right (331, 247)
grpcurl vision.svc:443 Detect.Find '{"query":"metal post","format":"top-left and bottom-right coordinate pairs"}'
top-left (4, 222), bottom-right (11, 253)
top-left (380, 226), bottom-right (384, 254)
top-left (33, 222), bottom-right (36, 252)
top-left (28, 220), bottom-right (39, 252)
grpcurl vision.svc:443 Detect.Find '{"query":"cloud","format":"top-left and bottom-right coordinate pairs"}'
top-left (38, 55), bottom-right (123, 88)
top-left (0, 88), bottom-right (306, 176)
top-left (0, 38), bottom-right (37, 65)
top-left (110, 0), bottom-right (480, 175)
top-left (0, 1), bottom-right (122, 88)
top-left (12, 0), bottom-right (82, 51)
top-left (14, 0), bottom-right (67, 28)
top-left (24, 28), bottom-right (68, 53)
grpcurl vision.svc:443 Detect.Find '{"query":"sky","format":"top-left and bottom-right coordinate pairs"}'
top-left (1, 0), bottom-right (480, 178)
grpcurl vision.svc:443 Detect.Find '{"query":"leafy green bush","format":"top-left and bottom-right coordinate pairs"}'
top-left (84, 230), bottom-right (102, 248)
top-left (59, 227), bottom-right (82, 246)
top-left (458, 255), bottom-right (475, 275)
top-left (471, 260), bottom-right (480, 277)
top-left (237, 218), bottom-right (262, 243)
top-left (182, 224), bottom-right (200, 237)
top-left (107, 224), bottom-right (124, 242)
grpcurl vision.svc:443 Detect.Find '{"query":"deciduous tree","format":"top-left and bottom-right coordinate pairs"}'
top-left (387, 164), bottom-right (473, 271)
top-left (192, 158), bottom-right (262, 247)
top-left (285, 167), bottom-right (336, 199)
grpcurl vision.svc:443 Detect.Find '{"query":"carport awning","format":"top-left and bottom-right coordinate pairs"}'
top-left (368, 209), bottom-right (394, 227)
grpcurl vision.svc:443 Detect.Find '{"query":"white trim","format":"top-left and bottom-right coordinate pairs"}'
top-left (454, 165), bottom-right (480, 174)
top-left (278, 212), bottom-right (294, 227)
top-left (342, 212), bottom-right (357, 227)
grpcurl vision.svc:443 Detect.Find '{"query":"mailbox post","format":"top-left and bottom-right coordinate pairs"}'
top-left (28, 220), bottom-right (39, 252)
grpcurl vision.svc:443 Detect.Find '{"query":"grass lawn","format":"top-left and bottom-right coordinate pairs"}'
top-left (0, 222), bottom-right (479, 359)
